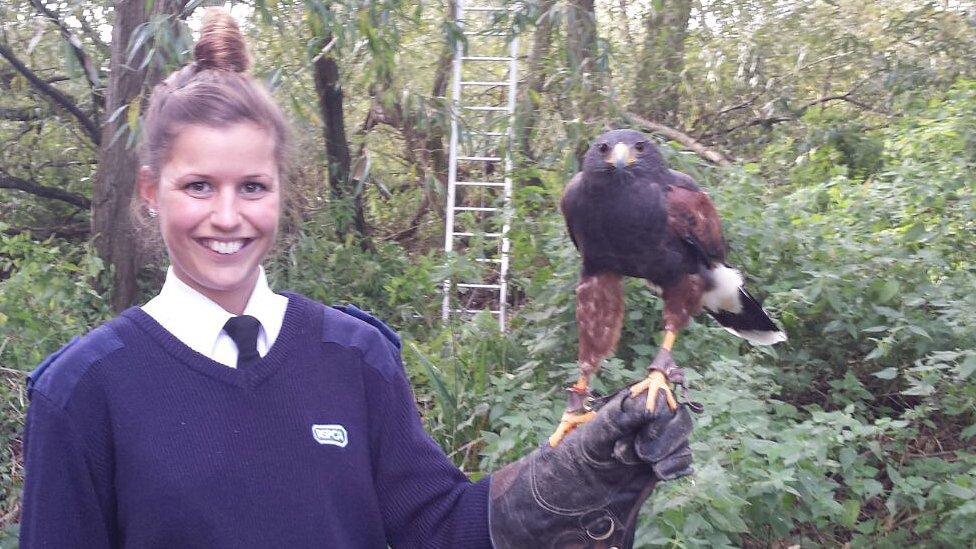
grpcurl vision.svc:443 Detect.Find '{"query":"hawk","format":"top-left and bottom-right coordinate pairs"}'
top-left (550, 129), bottom-right (786, 446)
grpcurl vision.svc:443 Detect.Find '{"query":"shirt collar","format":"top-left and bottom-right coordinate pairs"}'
top-left (142, 266), bottom-right (286, 360)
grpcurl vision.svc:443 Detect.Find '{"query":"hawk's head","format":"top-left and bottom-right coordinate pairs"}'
top-left (581, 129), bottom-right (667, 180)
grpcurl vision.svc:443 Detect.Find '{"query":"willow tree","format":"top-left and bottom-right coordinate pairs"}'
top-left (94, 0), bottom-right (187, 311)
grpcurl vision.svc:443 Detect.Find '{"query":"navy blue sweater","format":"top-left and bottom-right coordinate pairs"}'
top-left (20, 293), bottom-right (492, 548)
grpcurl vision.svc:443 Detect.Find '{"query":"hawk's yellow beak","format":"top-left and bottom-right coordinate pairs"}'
top-left (610, 142), bottom-right (633, 169)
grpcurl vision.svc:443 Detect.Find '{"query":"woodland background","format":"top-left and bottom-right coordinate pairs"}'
top-left (1, 0), bottom-right (975, 546)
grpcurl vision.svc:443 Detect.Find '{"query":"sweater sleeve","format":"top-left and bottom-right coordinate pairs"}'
top-left (19, 391), bottom-right (116, 549)
top-left (365, 361), bottom-right (492, 548)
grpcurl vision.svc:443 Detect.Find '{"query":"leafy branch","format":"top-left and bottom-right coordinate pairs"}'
top-left (29, 0), bottom-right (104, 114)
top-left (0, 173), bottom-right (91, 209)
top-left (0, 43), bottom-right (101, 144)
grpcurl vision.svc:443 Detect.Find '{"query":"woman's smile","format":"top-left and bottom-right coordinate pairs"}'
top-left (199, 238), bottom-right (253, 255)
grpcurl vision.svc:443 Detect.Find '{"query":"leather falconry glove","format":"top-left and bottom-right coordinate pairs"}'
top-left (488, 388), bottom-right (693, 549)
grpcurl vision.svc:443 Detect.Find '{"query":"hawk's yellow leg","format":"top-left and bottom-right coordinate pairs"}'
top-left (548, 376), bottom-right (597, 447)
top-left (629, 331), bottom-right (679, 412)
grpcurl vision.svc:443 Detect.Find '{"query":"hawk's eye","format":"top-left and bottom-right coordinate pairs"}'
top-left (597, 143), bottom-right (609, 153)
top-left (634, 142), bottom-right (645, 152)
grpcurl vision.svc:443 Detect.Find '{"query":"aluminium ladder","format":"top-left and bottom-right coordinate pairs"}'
top-left (442, 0), bottom-right (519, 331)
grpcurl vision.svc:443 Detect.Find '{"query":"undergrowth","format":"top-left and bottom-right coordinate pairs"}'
top-left (1, 84), bottom-right (974, 546)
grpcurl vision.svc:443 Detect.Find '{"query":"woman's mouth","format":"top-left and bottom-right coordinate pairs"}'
top-left (199, 238), bottom-right (251, 255)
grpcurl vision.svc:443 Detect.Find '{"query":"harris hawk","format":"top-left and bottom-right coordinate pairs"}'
top-left (550, 129), bottom-right (786, 446)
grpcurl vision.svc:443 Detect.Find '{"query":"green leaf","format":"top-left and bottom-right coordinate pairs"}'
top-left (126, 96), bottom-right (141, 132)
top-left (841, 499), bottom-right (861, 528)
top-left (945, 484), bottom-right (976, 500)
top-left (956, 354), bottom-right (976, 380)
top-left (872, 367), bottom-right (898, 380)
top-left (878, 280), bottom-right (900, 303)
top-left (409, 343), bottom-right (457, 418)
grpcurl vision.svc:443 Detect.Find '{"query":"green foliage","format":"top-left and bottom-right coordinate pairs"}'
top-left (408, 83), bottom-right (975, 546)
top-left (0, 231), bottom-right (113, 540)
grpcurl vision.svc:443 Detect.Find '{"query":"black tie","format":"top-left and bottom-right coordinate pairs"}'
top-left (222, 315), bottom-right (261, 369)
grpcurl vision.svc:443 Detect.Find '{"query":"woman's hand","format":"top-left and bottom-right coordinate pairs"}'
top-left (488, 388), bottom-right (693, 548)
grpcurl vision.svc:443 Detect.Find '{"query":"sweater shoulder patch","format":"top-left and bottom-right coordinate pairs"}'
top-left (332, 304), bottom-right (401, 349)
top-left (27, 322), bottom-right (124, 408)
top-left (321, 304), bottom-right (403, 381)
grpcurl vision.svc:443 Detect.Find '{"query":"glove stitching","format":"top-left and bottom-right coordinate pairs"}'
top-left (579, 440), bottom-right (624, 470)
top-left (529, 453), bottom-right (616, 515)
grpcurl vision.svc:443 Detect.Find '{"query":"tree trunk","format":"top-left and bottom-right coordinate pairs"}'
top-left (565, 0), bottom-right (597, 79)
top-left (564, 0), bottom-right (605, 163)
top-left (518, 0), bottom-right (555, 160)
top-left (93, 0), bottom-right (182, 313)
top-left (633, 0), bottom-right (692, 126)
top-left (313, 51), bottom-right (369, 241)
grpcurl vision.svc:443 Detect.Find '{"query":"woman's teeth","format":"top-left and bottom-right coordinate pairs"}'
top-left (206, 240), bottom-right (245, 254)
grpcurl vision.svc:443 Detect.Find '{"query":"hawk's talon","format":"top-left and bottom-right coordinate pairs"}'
top-left (647, 349), bottom-right (680, 380)
top-left (629, 370), bottom-right (678, 412)
top-left (548, 410), bottom-right (597, 447)
top-left (564, 383), bottom-right (594, 415)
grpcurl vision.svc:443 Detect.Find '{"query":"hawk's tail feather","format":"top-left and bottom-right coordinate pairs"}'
top-left (705, 287), bottom-right (787, 346)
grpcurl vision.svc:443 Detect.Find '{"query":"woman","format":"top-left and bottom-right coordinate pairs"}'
top-left (19, 9), bottom-right (693, 548)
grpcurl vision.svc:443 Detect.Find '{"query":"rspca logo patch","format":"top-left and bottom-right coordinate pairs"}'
top-left (311, 424), bottom-right (348, 448)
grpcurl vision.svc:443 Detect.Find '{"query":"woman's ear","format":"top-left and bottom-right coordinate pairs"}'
top-left (137, 166), bottom-right (157, 209)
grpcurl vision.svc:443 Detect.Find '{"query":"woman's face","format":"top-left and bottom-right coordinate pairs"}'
top-left (140, 122), bottom-right (280, 313)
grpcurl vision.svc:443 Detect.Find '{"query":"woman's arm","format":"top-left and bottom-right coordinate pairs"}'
top-left (364, 363), bottom-right (491, 548)
top-left (20, 390), bottom-right (117, 548)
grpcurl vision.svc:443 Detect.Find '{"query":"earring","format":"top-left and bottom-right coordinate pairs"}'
top-left (147, 207), bottom-right (158, 218)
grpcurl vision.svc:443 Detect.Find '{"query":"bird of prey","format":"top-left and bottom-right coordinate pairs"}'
top-left (549, 129), bottom-right (786, 446)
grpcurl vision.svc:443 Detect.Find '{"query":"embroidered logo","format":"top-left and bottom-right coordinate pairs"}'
top-left (311, 424), bottom-right (348, 448)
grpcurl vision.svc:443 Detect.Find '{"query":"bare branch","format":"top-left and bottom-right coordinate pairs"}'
top-left (0, 106), bottom-right (45, 121)
top-left (30, 0), bottom-right (103, 113)
top-left (705, 90), bottom-right (887, 139)
top-left (0, 43), bottom-right (100, 144)
top-left (625, 112), bottom-right (733, 166)
top-left (3, 224), bottom-right (90, 240)
top-left (804, 93), bottom-right (885, 114)
top-left (73, 5), bottom-right (110, 55)
top-left (0, 173), bottom-right (91, 208)
top-left (710, 115), bottom-right (793, 137)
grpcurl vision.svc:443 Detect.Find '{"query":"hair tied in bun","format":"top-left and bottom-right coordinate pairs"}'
top-left (194, 7), bottom-right (250, 73)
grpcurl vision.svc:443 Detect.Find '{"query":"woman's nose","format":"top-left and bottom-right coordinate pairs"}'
top-left (210, 192), bottom-right (242, 230)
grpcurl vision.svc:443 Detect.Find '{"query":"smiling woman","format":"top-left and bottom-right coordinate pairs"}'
top-left (138, 123), bottom-right (281, 314)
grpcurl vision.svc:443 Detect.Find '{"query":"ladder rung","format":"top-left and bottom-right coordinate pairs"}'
top-left (461, 56), bottom-right (514, 62)
top-left (475, 258), bottom-right (502, 263)
top-left (452, 231), bottom-right (503, 237)
top-left (464, 6), bottom-right (510, 11)
top-left (457, 155), bottom-right (501, 161)
top-left (460, 81), bottom-right (509, 87)
top-left (456, 283), bottom-right (503, 289)
top-left (454, 206), bottom-right (500, 212)
top-left (453, 309), bottom-right (502, 315)
top-left (456, 181), bottom-right (505, 187)
top-left (462, 31), bottom-right (508, 36)
top-left (464, 106), bottom-right (509, 112)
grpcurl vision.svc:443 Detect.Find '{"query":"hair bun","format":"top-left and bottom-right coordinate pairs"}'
top-left (194, 8), bottom-right (250, 73)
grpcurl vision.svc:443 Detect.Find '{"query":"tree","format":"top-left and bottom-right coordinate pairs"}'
top-left (93, 0), bottom-right (186, 312)
top-left (632, 0), bottom-right (691, 126)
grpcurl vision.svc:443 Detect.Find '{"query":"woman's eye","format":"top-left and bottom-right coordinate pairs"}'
top-left (242, 181), bottom-right (268, 194)
top-left (635, 142), bottom-right (645, 152)
top-left (184, 181), bottom-right (210, 194)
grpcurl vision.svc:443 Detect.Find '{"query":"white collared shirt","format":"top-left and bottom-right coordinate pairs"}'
top-left (142, 266), bottom-right (289, 367)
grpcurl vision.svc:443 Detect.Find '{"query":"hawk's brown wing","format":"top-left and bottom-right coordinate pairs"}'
top-left (665, 170), bottom-right (728, 264)
top-left (560, 172), bottom-right (585, 251)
